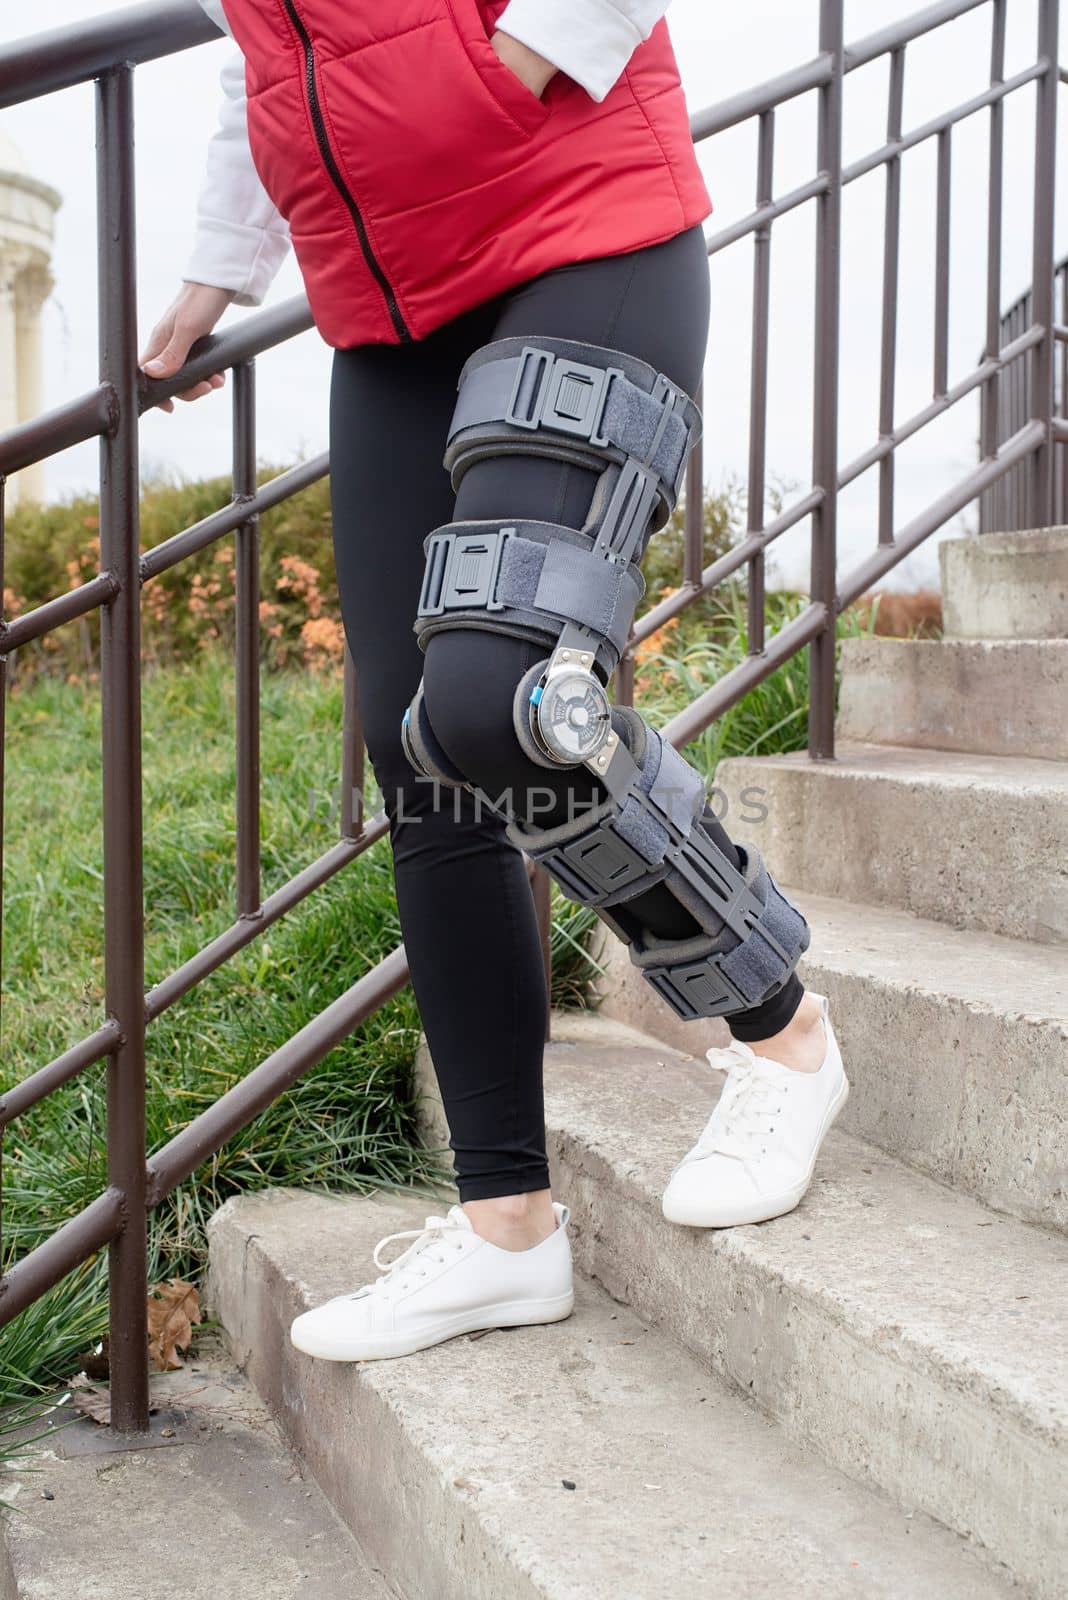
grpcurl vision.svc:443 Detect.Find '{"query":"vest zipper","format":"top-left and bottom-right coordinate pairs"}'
top-left (282, 0), bottom-right (412, 342)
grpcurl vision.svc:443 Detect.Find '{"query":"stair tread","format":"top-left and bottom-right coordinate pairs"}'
top-left (793, 886), bottom-right (1068, 1022)
top-left (835, 637), bottom-right (1068, 759)
top-left (730, 740), bottom-right (1068, 790)
top-left (714, 744), bottom-right (1068, 944)
top-left (543, 1013), bottom-right (1068, 1438)
top-left (215, 1186), bottom-right (1016, 1599)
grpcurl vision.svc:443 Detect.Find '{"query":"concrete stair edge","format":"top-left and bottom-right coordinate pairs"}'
top-left (836, 635), bottom-right (1068, 759)
top-left (206, 1185), bottom-right (1020, 1600)
top-left (940, 526), bottom-right (1068, 639)
top-left (412, 1017), bottom-right (1068, 1598)
top-left (0, 1333), bottom-right (392, 1600)
top-left (713, 742), bottom-right (1068, 946)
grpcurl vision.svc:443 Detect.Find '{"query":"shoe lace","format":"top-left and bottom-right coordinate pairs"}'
top-left (684, 1045), bottom-right (785, 1165)
top-left (337, 1213), bottom-right (467, 1302)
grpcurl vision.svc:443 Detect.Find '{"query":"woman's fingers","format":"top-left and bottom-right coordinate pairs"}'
top-left (140, 284), bottom-right (236, 410)
top-left (176, 373), bottom-right (226, 403)
top-left (138, 313), bottom-right (174, 372)
top-left (141, 321), bottom-right (197, 380)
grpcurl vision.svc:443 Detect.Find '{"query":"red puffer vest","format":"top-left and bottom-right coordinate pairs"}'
top-left (218, 0), bottom-right (712, 346)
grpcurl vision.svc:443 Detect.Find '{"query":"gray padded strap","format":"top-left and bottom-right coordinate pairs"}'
top-left (718, 870), bottom-right (810, 1006)
top-left (528, 542), bottom-right (631, 641)
top-left (501, 535), bottom-right (641, 655)
top-left (610, 729), bottom-right (705, 866)
top-left (448, 354), bottom-right (690, 496)
top-left (643, 736), bottom-right (706, 832)
top-left (447, 355), bottom-right (518, 433)
top-left (417, 522), bottom-right (643, 659)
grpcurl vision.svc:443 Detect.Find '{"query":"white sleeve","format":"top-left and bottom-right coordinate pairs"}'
top-left (495, 0), bottom-right (669, 103)
top-left (183, 2), bottom-right (291, 305)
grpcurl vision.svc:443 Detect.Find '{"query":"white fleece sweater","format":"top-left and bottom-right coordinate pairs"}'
top-left (186, 0), bottom-right (672, 304)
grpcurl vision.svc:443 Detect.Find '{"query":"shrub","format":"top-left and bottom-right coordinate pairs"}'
top-left (2, 466), bottom-right (344, 687)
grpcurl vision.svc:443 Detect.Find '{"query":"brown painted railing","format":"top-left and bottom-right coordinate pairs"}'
top-left (0, 0), bottom-right (1062, 1434)
top-left (980, 254), bottom-right (1068, 530)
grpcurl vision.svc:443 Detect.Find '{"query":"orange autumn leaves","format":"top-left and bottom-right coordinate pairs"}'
top-left (147, 1277), bottom-right (203, 1372)
top-left (185, 550), bottom-right (345, 672)
top-left (69, 1278), bottom-right (203, 1426)
top-left (631, 583), bottom-right (681, 695)
top-left (3, 540), bottom-right (346, 687)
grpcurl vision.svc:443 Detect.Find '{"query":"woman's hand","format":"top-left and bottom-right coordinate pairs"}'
top-left (490, 30), bottom-right (557, 99)
top-left (139, 282), bottom-right (236, 413)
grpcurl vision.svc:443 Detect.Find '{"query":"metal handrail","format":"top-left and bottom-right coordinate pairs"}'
top-left (0, 0), bottom-right (1062, 1434)
top-left (980, 254), bottom-right (1068, 530)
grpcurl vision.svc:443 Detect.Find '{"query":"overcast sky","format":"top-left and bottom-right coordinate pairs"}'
top-left (4, 0), bottom-right (1065, 588)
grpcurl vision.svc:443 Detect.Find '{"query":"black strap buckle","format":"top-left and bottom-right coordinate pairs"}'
top-left (505, 345), bottom-right (620, 449)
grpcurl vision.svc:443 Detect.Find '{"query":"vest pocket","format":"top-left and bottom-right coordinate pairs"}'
top-left (448, 0), bottom-right (552, 138)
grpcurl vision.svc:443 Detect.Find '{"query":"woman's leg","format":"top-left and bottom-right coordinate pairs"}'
top-left (421, 224), bottom-right (824, 1065)
top-left (329, 303), bottom-right (559, 1243)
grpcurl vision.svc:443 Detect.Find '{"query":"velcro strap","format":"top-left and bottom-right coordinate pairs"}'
top-left (448, 352), bottom-right (690, 498)
top-left (500, 535), bottom-right (641, 656)
top-left (717, 876), bottom-right (810, 1005)
top-left (528, 541), bottom-right (632, 640)
top-left (641, 735), bottom-right (706, 833)
top-left (417, 523), bottom-right (642, 658)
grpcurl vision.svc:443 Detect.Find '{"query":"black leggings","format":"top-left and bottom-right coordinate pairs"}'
top-left (329, 224), bottom-right (804, 1202)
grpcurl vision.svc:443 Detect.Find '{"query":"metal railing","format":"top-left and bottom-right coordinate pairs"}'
top-left (980, 254), bottom-right (1068, 530)
top-left (0, 0), bottom-right (1062, 1434)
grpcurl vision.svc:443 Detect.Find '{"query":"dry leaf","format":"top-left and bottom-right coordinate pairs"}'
top-left (68, 1374), bottom-right (116, 1426)
top-left (68, 1374), bottom-right (161, 1428)
top-left (147, 1278), bottom-right (202, 1372)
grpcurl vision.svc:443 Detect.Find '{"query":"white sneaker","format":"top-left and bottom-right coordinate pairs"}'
top-left (661, 995), bottom-right (849, 1228)
top-left (289, 1200), bottom-right (574, 1361)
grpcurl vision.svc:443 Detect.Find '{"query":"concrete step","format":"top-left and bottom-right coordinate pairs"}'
top-left (208, 1187), bottom-right (1018, 1600)
top-left (410, 1015), bottom-right (1068, 1598)
top-left (714, 742), bottom-right (1068, 944)
top-left (836, 636), bottom-right (1068, 759)
top-left (940, 526), bottom-right (1068, 639)
top-left (586, 891), bottom-right (1068, 1233)
top-left (0, 1329), bottom-right (390, 1600)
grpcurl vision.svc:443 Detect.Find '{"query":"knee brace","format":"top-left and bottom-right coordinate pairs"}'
top-left (400, 335), bottom-right (809, 1020)
top-left (507, 704), bottom-right (809, 1020)
top-left (405, 336), bottom-right (698, 775)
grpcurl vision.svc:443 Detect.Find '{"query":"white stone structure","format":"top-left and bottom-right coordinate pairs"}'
top-left (0, 128), bottom-right (61, 508)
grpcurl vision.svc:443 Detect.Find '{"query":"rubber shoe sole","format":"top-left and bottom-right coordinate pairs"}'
top-left (662, 1073), bottom-right (850, 1229)
top-left (289, 1287), bottom-right (576, 1362)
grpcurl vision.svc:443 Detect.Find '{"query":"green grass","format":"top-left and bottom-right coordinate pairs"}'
top-left (626, 585), bottom-right (876, 778)
top-left (0, 650), bottom-right (600, 1424)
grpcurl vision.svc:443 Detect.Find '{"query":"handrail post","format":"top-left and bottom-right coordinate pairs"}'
top-left (1029, 0), bottom-right (1059, 529)
top-left (808, 0), bottom-right (844, 760)
top-left (98, 64), bottom-right (149, 1435)
top-left (979, 0), bottom-right (1006, 503)
top-left (234, 360), bottom-right (261, 916)
top-left (747, 111), bottom-right (775, 654)
top-left (683, 380), bottom-right (704, 590)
